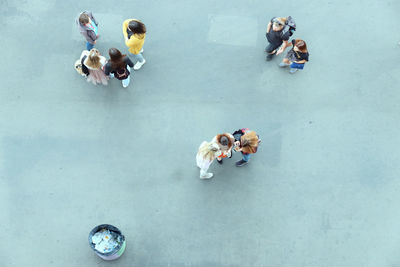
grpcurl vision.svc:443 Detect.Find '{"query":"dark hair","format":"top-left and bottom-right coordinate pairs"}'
top-left (79, 13), bottom-right (90, 25)
top-left (108, 48), bottom-right (127, 70)
top-left (128, 20), bottom-right (146, 34)
top-left (295, 39), bottom-right (308, 52)
top-left (217, 134), bottom-right (233, 148)
top-left (220, 136), bottom-right (229, 146)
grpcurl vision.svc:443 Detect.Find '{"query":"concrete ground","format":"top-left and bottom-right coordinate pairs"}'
top-left (1, 0), bottom-right (400, 266)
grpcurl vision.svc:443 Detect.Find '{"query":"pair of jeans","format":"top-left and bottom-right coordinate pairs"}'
top-left (131, 52), bottom-right (144, 63)
top-left (242, 153), bottom-right (251, 162)
top-left (86, 42), bottom-right (95, 51)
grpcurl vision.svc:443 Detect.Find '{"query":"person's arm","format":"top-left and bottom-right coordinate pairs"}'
top-left (266, 22), bottom-right (272, 33)
top-left (276, 40), bottom-right (289, 55)
top-left (293, 59), bottom-right (307, 64)
top-left (125, 57), bottom-right (134, 68)
top-left (80, 50), bottom-right (89, 60)
top-left (104, 63), bottom-right (111, 76)
top-left (87, 30), bottom-right (97, 43)
top-left (122, 19), bottom-right (131, 41)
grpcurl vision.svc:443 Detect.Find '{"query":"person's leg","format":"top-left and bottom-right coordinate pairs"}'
top-left (132, 53), bottom-right (144, 63)
top-left (122, 75), bottom-right (130, 87)
top-left (121, 66), bottom-right (131, 87)
top-left (265, 43), bottom-right (281, 61)
top-left (236, 153), bottom-right (250, 167)
top-left (132, 52), bottom-right (146, 70)
top-left (279, 58), bottom-right (291, 67)
top-left (243, 153), bottom-right (251, 162)
top-left (86, 42), bottom-right (94, 51)
top-left (289, 68), bottom-right (299, 74)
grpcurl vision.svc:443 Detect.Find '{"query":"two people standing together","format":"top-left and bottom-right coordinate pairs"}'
top-left (75, 11), bottom-right (147, 87)
top-left (265, 16), bottom-right (309, 74)
top-left (196, 129), bottom-right (260, 179)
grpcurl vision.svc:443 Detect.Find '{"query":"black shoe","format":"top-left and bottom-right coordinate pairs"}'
top-left (266, 54), bottom-right (274, 61)
top-left (235, 159), bottom-right (248, 167)
top-left (217, 159), bottom-right (223, 164)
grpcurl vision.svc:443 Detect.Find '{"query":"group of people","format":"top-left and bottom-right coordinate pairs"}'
top-left (195, 16), bottom-right (309, 179)
top-left (265, 16), bottom-right (310, 73)
top-left (196, 129), bottom-right (260, 179)
top-left (73, 13), bottom-right (309, 179)
top-left (74, 11), bottom-right (147, 87)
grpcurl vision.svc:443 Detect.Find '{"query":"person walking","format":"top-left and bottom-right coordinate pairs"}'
top-left (265, 16), bottom-right (296, 61)
top-left (232, 129), bottom-right (260, 167)
top-left (122, 19), bottom-right (146, 70)
top-left (212, 133), bottom-right (235, 165)
top-left (279, 39), bottom-right (309, 74)
top-left (196, 141), bottom-right (221, 179)
top-left (76, 11), bottom-right (99, 51)
top-left (104, 48), bottom-right (134, 88)
top-left (79, 48), bottom-right (108, 85)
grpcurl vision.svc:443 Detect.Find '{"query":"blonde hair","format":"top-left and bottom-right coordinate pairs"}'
top-left (273, 17), bottom-right (287, 27)
top-left (240, 131), bottom-right (259, 154)
top-left (198, 142), bottom-right (220, 161)
top-left (85, 49), bottom-right (102, 69)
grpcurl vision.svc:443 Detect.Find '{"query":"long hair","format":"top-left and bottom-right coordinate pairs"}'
top-left (294, 39), bottom-right (308, 53)
top-left (128, 20), bottom-right (146, 34)
top-left (85, 49), bottom-right (102, 69)
top-left (240, 131), bottom-right (259, 154)
top-left (198, 142), bottom-right (220, 162)
top-left (108, 48), bottom-right (127, 70)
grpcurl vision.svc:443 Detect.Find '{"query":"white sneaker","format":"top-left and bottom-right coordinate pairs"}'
top-left (134, 59), bottom-right (146, 70)
top-left (122, 75), bottom-right (130, 87)
top-left (200, 172), bottom-right (213, 179)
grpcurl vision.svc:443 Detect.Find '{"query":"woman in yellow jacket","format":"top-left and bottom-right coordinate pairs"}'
top-left (122, 19), bottom-right (146, 70)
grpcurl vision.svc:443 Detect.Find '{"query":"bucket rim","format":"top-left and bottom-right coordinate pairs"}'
top-left (88, 224), bottom-right (125, 256)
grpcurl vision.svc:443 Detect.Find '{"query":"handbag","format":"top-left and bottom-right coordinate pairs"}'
top-left (114, 67), bottom-right (130, 80)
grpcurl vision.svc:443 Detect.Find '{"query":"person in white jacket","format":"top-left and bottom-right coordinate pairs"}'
top-left (80, 48), bottom-right (108, 85)
top-left (196, 141), bottom-right (221, 179)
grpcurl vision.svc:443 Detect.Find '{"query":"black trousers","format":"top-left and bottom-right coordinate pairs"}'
top-left (265, 42), bottom-right (282, 53)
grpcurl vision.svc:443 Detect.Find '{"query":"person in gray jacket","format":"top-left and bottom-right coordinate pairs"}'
top-left (76, 11), bottom-right (99, 51)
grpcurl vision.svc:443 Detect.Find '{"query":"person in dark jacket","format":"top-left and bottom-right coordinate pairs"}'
top-left (232, 129), bottom-right (260, 167)
top-left (104, 48), bottom-right (134, 88)
top-left (76, 11), bottom-right (99, 51)
top-left (265, 16), bottom-right (295, 61)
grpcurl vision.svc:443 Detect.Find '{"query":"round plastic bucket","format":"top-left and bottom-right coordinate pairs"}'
top-left (88, 224), bottom-right (126, 261)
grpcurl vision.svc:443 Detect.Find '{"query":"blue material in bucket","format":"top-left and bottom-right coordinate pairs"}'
top-left (89, 224), bottom-right (126, 261)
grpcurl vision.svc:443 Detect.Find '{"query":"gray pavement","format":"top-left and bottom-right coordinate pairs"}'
top-left (1, 0), bottom-right (400, 266)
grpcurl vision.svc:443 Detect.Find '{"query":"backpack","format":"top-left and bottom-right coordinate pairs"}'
top-left (114, 67), bottom-right (130, 80)
top-left (74, 55), bottom-right (89, 77)
top-left (282, 16), bottom-right (296, 37)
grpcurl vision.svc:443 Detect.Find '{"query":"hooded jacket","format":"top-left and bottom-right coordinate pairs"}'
top-left (76, 11), bottom-right (98, 44)
top-left (122, 19), bottom-right (145, 54)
